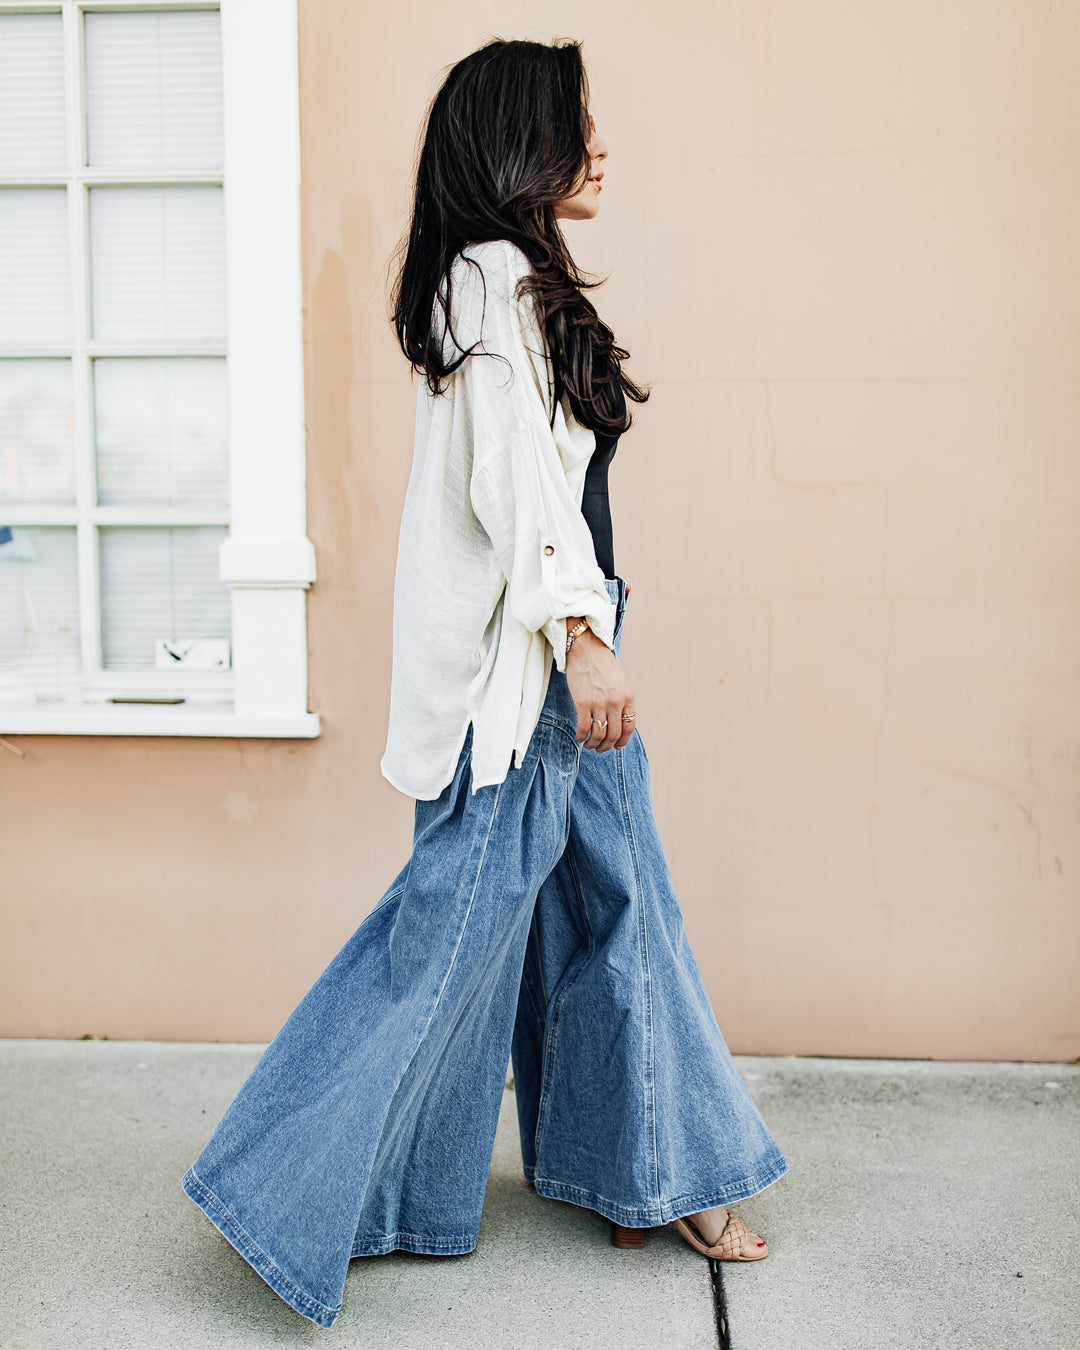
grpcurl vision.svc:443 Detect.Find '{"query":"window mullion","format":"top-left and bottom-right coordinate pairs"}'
top-left (64, 0), bottom-right (100, 682)
top-left (78, 0), bottom-right (220, 11)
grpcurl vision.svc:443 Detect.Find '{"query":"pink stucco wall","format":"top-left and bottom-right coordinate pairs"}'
top-left (3, 1), bottom-right (1078, 1059)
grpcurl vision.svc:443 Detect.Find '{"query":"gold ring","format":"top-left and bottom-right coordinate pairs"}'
top-left (593, 719), bottom-right (608, 731)
top-left (621, 713), bottom-right (636, 721)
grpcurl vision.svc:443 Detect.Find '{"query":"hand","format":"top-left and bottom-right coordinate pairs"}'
top-left (564, 626), bottom-right (636, 752)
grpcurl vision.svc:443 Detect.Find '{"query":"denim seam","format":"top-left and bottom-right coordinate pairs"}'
top-left (350, 1230), bottom-right (478, 1257)
top-left (182, 1167), bottom-right (339, 1327)
top-left (517, 721), bottom-right (579, 1038)
top-left (531, 840), bottom-right (595, 1171)
top-left (363, 883), bottom-right (407, 922)
top-left (532, 1150), bottom-right (790, 1226)
top-left (616, 745), bottom-right (661, 1211)
top-left (418, 775), bottom-right (504, 1041)
top-left (350, 778), bottom-right (505, 1259)
top-left (536, 712), bottom-right (578, 745)
top-left (518, 942), bottom-right (547, 1027)
top-left (562, 841), bottom-right (595, 978)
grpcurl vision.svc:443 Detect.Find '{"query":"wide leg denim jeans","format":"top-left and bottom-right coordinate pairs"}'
top-left (182, 580), bottom-right (788, 1329)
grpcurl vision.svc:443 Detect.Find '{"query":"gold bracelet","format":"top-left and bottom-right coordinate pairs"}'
top-left (565, 618), bottom-right (590, 656)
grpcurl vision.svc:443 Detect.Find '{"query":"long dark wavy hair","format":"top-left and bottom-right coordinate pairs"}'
top-left (390, 37), bottom-right (648, 438)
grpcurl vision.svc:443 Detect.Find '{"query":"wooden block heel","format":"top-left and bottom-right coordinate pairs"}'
top-left (610, 1221), bottom-right (645, 1249)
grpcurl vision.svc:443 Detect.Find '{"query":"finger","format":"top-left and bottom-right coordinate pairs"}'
top-left (614, 707), bottom-right (636, 750)
top-left (597, 702), bottom-right (620, 754)
top-left (587, 710), bottom-right (611, 752)
top-left (575, 706), bottom-right (592, 744)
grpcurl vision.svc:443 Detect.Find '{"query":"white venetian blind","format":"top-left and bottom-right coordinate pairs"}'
top-left (94, 358), bottom-right (228, 507)
top-left (0, 190), bottom-right (71, 343)
top-left (99, 525), bottom-right (229, 670)
top-left (0, 526), bottom-right (81, 700)
top-left (0, 361), bottom-right (75, 503)
top-left (89, 186), bottom-right (226, 342)
top-left (85, 10), bottom-right (223, 170)
top-left (0, 5), bottom-right (230, 702)
top-left (0, 13), bottom-right (67, 171)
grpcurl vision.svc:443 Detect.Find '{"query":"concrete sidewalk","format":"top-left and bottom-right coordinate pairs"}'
top-left (1, 1043), bottom-right (1077, 1348)
top-left (718, 1056), bottom-right (1079, 1349)
top-left (0, 1040), bottom-right (716, 1350)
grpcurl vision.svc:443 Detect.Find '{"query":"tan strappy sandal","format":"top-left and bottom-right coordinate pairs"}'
top-left (674, 1210), bottom-right (769, 1261)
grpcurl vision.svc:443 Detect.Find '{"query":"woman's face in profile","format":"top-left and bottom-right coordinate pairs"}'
top-left (554, 114), bottom-right (608, 221)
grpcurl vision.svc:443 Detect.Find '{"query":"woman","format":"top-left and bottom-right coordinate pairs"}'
top-left (182, 37), bottom-right (787, 1330)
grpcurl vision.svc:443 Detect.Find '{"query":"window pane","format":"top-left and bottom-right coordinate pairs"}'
top-left (89, 187), bottom-right (225, 341)
top-left (0, 189), bottom-right (71, 343)
top-left (99, 525), bottom-right (229, 670)
top-left (0, 14), bottom-right (67, 172)
top-left (0, 525), bottom-right (81, 702)
top-left (95, 358), bottom-right (227, 507)
top-left (85, 11), bottom-right (222, 170)
top-left (0, 360), bottom-right (75, 504)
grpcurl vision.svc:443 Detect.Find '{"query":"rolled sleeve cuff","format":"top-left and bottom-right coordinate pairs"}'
top-left (544, 592), bottom-right (618, 673)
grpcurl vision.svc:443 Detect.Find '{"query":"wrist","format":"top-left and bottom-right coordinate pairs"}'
top-left (564, 617), bottom-right (589, 659)
top-left (565, 622), bottom-right (608, 666)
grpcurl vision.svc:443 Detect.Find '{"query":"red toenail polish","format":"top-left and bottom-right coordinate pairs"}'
top-left (757, 1242), bottom-right (766, 1247)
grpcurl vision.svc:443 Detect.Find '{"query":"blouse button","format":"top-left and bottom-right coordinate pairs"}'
top-left (543, 545), bottom-right (555, 556)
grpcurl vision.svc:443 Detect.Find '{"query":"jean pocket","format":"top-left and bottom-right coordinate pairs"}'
top-left (612, 603), bottom-right (628, 655)
top-left (534, 716), bottom-right (581, 778)
top-left (609, 575), bottom-right (629, 647)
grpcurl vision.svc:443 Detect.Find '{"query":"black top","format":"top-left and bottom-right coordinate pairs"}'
top-left (580, 384), bottom-right (626, 581)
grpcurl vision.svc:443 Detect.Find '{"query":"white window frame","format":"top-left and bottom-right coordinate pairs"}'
top-left (0, 0), bottom-right (319, 737)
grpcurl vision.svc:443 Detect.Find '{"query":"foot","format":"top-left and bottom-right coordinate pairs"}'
top-left (687, 1205), bottom-right (768, 1259)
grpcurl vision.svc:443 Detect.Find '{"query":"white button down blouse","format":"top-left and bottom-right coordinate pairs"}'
top-left (380, 238), bottom-right (618, 800)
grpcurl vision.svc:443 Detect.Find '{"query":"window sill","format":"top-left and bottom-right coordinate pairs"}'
top-left (0, 703), bottom-right (321, 738)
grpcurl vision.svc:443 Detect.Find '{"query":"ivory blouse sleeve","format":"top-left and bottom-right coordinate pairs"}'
top-left (453, 247), bottom-right (617, 670)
